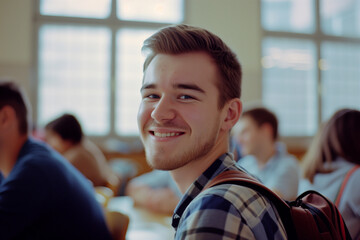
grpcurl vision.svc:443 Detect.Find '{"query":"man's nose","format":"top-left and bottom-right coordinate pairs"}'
top-left (150, 97), bottom-right (176, 123)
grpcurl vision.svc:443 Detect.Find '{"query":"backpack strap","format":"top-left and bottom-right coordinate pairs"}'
top-left (203, 170), bottom-right (297, 239)
top-left (335, 165), bottom-right (360, 207)
top-left (204, 170), bottom-right (288, 207)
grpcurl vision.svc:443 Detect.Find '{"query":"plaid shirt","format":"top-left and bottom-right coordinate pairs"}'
top-left (172, 153), bottom-right (287, 240)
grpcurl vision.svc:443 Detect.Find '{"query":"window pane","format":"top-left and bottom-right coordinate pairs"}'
top-left (261, 0), bottom-right (315, 33)
top-left (38, 25), bottom-right (111, 135)
top-left (115, 28), bottom-right (156, 136)
top-left (320, 0), bottom-right (360, 37)
top-left (40, 0), bottom-right (111, 18)
top-left (321, 42), bottom-right (360, 120)
top-left (117, 0), bottom-right (183, 23)
top-left (262, 37), bottom-right (317, 136)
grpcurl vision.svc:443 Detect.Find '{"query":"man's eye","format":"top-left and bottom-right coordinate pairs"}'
top-left (146, 94), bottom-right (160, 99)
top-left (179, 95), bottom-right (194, 100)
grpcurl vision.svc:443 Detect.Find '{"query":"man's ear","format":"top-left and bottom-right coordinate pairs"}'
top-left (221, 99), bottom-right (242, 131)
top-left (0, 106), bottom-right (16, 126)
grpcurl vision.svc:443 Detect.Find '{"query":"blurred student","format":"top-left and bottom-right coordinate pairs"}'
top-left (299, 108), bottom-right (360, 239)
top-left (235, 107), bottom-right (300, 200)
top-left (126, 170), bottom-right (181, 215)
top-left (45, 114), bottom-right (119, 189)
top-left (0, 81), bottom-right (111, 239)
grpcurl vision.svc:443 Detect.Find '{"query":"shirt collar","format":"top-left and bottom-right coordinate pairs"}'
top-left (172, 153), bottom-right (238, 228)
top-left (16, 138), bottom-right (32, 163)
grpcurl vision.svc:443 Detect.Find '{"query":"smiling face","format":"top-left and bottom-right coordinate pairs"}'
top-left (137, 52), bottom-right (228, 170)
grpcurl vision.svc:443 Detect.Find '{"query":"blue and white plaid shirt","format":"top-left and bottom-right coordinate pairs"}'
top-left (172, 153), bottom-right (287, 240)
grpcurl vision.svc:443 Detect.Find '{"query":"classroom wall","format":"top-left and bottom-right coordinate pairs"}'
top-left (0, 0), bottom-right (33, 99)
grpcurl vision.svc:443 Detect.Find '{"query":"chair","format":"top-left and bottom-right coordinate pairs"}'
top-left (106, 174), bottom-right (121, 196)
top-left (95, 186), bottom-right (114, 207)
top-left (105, 210), bottom-right (130, 240)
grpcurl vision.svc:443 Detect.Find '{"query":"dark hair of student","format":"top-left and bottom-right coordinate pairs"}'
top-left (242, 107), bottom-right (278, 140)
top-left (45, 114), bottom-right (83, 144)
top-left (0, 81), bottom-right (29, 135)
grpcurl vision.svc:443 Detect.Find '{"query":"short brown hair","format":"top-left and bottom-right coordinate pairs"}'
top-left (242, 107), bottom-right (278, 140)
top-left (0, 81), bottom-right (29, 135)
top-left (142, 24), bottom-right (242, 108)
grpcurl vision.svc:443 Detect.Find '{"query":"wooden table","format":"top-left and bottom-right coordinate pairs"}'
top-left (108, 196), bottom-right (175, 240)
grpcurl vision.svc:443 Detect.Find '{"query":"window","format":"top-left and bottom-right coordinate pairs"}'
top-left (40, 0), bottom-right (112, 18)
top-left (262, 38), bottom-right (317, 136)
top-left (261, 0), bottom-right (315, 34)
top-left (321, 42), bottom-right (360, 120)
top-left (35, 0), bottom-right (184, 136)
top-left (115, 28), bottom-right (155, 135)
top-left (261, 0), bottom-right (360, 136)
top-left (38, 25), bottom-right (111, 135)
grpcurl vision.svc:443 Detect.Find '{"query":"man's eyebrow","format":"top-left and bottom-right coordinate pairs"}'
top-left (140, 83), bottom-right (206, 94)
top-left (174, 83), bottom-right (206, 94)
top-left (140, 83), bottom-right (156, 92)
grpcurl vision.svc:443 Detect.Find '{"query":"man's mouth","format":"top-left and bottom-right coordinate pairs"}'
top-left (150, 131), bottom-right (185, 138)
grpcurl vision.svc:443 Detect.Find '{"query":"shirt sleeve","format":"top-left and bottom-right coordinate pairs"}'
top-left (0, 160), bottom-right (50, 239)
top-left (266, 157), bottom-right (300, 200)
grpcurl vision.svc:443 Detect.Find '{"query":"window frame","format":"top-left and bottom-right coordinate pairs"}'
top-left (33, 0), bottom-right (185, 141)
top-left (261, 0), bottom-right (360, 147)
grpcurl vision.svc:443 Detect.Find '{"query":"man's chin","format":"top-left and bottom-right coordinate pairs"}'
top-left (146, 154), bottom-right (179, 171)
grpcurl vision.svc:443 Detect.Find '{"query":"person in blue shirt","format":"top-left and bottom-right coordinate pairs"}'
top-left (137, 24), bottom-right (286, 239)
top-left (234, 107), bottom-right (300, 200)
top-left (0, 80), bottom-right (112, 240)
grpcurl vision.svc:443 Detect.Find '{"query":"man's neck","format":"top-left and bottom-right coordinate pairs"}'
top-left (254, 142), bottom-right (276, 169)
top-left (171, 134), bottom-right (229, 194)
top-left (0, 134), bottom-right (28, 177)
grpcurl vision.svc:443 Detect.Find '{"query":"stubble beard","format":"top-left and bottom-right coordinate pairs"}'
top-left (144, 128), bottom-right (219, 171)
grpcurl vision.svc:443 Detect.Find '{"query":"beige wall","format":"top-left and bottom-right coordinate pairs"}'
top-left (0, 0), bottom-right (33, 97)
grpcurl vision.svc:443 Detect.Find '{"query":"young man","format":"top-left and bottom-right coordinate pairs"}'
top-left (234, 107), bottom-right (300, 200)
top-left (137, 24), bottom-right (287, 239)
top-left (0, 81), bottom-right (112, 240)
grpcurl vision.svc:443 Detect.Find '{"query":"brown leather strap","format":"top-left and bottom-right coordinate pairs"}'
top-left (204, 170), bottom-right (258, 190)
top-left (204, 170), bottom-right (288, 207)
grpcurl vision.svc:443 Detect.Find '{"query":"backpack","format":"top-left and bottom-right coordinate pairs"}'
top-left (204, 170), bottom-right (352, 240)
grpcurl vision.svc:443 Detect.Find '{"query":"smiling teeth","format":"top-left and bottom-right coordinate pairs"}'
top-left (154, 132), bottom-right (181, 137)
